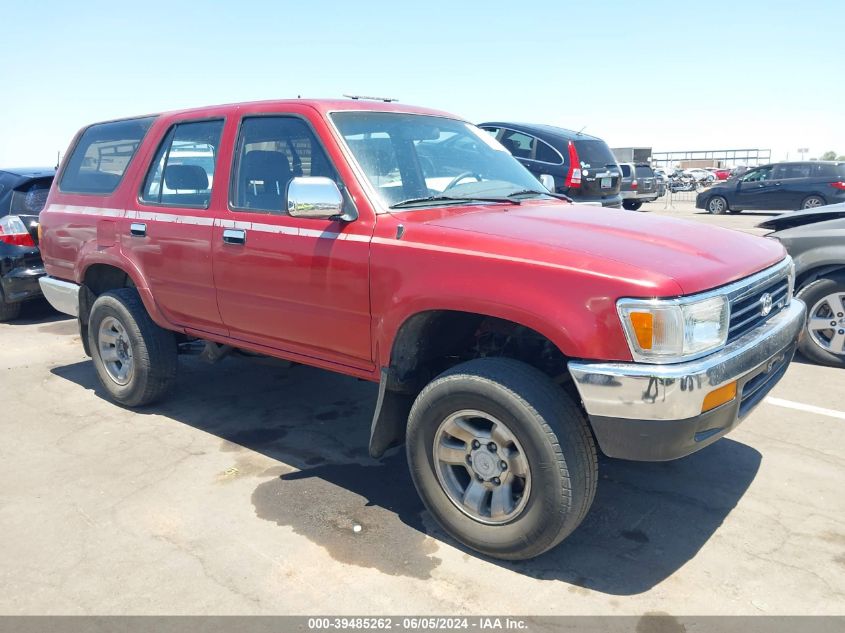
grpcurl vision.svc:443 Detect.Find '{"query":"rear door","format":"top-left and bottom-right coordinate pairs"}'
top-left (127, 117), bottom-right (227, 335)
top-left (212, 109), bottom-right (374, 368)
top-left (772, 163), bottom-right (811, 209)
top-left (634, 164), bottom-right (656, 196)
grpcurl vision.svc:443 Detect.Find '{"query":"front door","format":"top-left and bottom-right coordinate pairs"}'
top-left (733, 165), bottom-right (776, 209)
top-left (212, 113), bottom-right (374, 369)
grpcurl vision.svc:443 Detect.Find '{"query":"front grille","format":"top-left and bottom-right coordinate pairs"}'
top-left (727, 275), bottom-right (790, 343)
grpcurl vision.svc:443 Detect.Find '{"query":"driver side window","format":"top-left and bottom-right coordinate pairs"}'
top-left (741, 166), bottom-right (773, 183)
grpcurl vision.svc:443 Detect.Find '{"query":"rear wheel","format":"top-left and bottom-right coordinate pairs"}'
top-left (797, 276), bottom-right (845, 368)
top-left (707, 195), bottom-right (728, 214)
top-left (88, 288), bottom-right (178, 406)
top-left (406, 357), bottom-right (597, 560)
top-left (622, 200), bottom-right (642, 211)
top-left (801, 195), bottom-right (826, 210)
top-left (0, 297), bottom-right (21, 322)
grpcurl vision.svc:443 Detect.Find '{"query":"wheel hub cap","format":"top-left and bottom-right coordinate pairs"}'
top-left (433, 409), bottom-right (531, 525)
top-left (98, 316), bottom-right (134, 386)
top-left (807, 292), bottom-right (845, 355)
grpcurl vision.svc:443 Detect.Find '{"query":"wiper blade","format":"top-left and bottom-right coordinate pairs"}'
top-left (507, 189), bottom-right (573, 202)
top-left (390, 195), bottom-right (520, 209)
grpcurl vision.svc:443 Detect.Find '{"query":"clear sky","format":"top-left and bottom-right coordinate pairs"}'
top-left (2, 0), bottom-right (843, 168)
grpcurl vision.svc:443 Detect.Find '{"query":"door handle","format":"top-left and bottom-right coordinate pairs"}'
top-left (130, 223), bottom-right (146, 237)
top-left (222, 229), bottom-right (246, 245)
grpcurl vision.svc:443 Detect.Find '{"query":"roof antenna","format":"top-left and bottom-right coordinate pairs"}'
top-left (343, 94), bottom-right (398, 102)
top-left (576, 125), bottom-right (587, 135)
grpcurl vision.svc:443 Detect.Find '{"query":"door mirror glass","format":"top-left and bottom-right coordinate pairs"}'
top-left (539, 174), bottom-right (555, 191)
top-left (287, 176), bottom-right (352, 220)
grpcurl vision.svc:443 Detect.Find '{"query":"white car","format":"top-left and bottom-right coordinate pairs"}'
top-left (683, 168), bottom-right (717, 183)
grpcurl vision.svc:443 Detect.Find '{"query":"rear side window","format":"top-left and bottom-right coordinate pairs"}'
top-left (10, 177), bottom-right (53, 214)
top-left (231, 116), bottom-right (338, 213)
top-left (635, 165), bottom-right (654, 178)
top-left (809, 163), bottom-right (841, 179)
top-left (535, 139), bottom-right (562, 164)
top-left (620, 164), bottom-right (632, 177)
top-left (141, 120), bottom-right (225, 208)
top-left (60, 117), bottom-right (155, 194)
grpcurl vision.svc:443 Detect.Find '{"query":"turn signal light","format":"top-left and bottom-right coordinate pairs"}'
top-left (629, 312), bottom-right (654, 350)
top-left (702, 381), bottom-right (737, 413)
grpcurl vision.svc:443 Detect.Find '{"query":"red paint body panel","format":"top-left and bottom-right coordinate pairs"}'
top-left (39, 99), bottom-right (787, 377)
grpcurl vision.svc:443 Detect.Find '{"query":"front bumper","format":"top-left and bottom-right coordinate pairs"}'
top-left (568, 299), bottom-right (805, 461)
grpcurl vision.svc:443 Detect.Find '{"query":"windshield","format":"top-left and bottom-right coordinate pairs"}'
top-left (331, 112), bottom-right (546, 208)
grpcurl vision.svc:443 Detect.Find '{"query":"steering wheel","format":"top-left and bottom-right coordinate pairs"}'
top-left (444, 171), bottom-right (482, 191)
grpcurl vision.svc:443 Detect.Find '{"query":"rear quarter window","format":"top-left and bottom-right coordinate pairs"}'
top-left (60, 117), bottom-right (156, 194)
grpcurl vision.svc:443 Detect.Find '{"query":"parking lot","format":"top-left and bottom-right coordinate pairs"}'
top-left (1, 202), bottom-right (843, 617)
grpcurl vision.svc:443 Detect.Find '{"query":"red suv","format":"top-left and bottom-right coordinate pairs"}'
top-left (38, 99), bottom-right (805, 560)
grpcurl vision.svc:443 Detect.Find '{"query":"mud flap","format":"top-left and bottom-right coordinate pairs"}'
top-left (369, 368), bottom-right (414, 458)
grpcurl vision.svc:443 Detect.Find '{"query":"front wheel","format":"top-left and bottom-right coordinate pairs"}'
top-left (707, 195), bottom-right (728, 214)
top-left (797, 276), bottom-right (845, 368)
top-left (406, 357), bottom-right (597, 560)
top-left (89, 288), bottom-right (178, 406)
top-left (622, 200), bottom-right (643, 211)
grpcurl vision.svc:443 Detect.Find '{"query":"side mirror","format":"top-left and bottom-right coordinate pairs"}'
top-left (539, 174), bottom-right (556, 191)
top-left (287, 176), bottom-right (356, 221)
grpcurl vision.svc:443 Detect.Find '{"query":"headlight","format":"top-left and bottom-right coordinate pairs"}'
top-left (618, 295), bottom-right (730, 362)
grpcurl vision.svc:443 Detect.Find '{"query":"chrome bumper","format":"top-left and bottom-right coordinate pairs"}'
top-left (569, 299), bottom-right (805, 421)
top-left (568, 299), bottom-right (805, 460)
top-left (38, 276), bottom-right (80, 317)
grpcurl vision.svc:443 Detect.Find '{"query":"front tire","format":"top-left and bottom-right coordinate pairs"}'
top-left (622, 200), bottom-right (643, 211)
top-left (406, 357), bottom-right (597, 560)
top-left (88, 288), bottom-right (178, 406)
top-left (797, 276), bottom-right (845, 368)
top-left (707, 195), bottom-right (728, 214)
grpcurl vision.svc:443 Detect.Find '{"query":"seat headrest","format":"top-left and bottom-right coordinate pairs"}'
top-left (241, 150), bottom-right (291, 183)
top-left (164, 164), bottom-right (208, 190)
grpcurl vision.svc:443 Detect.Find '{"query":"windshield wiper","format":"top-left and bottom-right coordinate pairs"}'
top-left (507, 189), bottom-right (573, 202)
top-left (390, 195), bottom-right (521, 209)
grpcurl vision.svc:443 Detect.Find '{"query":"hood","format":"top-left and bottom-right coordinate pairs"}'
top-left (758, 203), bottom-right (845, 232)
top-left (408, 202), bottom-right (786, 296)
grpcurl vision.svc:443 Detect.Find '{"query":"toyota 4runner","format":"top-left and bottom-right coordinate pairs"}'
top-left (38, 99), bottom-right (805, 560)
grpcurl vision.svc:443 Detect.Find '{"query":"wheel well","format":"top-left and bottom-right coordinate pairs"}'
top-left (387, 310), bottom-right (570, 396)
top-left (78, 264), bottom-right (136, 356)
top-left (797, 265), bottom-right (845, 291)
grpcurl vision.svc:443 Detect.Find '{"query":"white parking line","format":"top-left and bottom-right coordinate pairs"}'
top-left (765, 397), bottom-right (845, 421)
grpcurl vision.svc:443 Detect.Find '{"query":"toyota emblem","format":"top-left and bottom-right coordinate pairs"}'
top-left (760, 292), bottom-right (773, 316)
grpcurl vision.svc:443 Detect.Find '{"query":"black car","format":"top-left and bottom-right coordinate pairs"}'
top-left (759, 203), bottom-right (845, 368)
top-left (0, 167), bottom-right (55, 321)
top-left (478, 122), bottom-right (622, 208)
top-left (697, 161), bottom-right (845, 214)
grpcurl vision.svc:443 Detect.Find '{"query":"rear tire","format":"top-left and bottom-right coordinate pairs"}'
top-left (622, 200), bottom-right (642, 211)
top-left (707, 195), bottom-right (728, 214)
top-left (88, 288), bottom-right (177, 406)
top-left (796, 276), bottom-right (845, 368)
top-left (406, 357), bottom-right (597, 560)
top-left (801, 195), bottom-right (826, 210)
